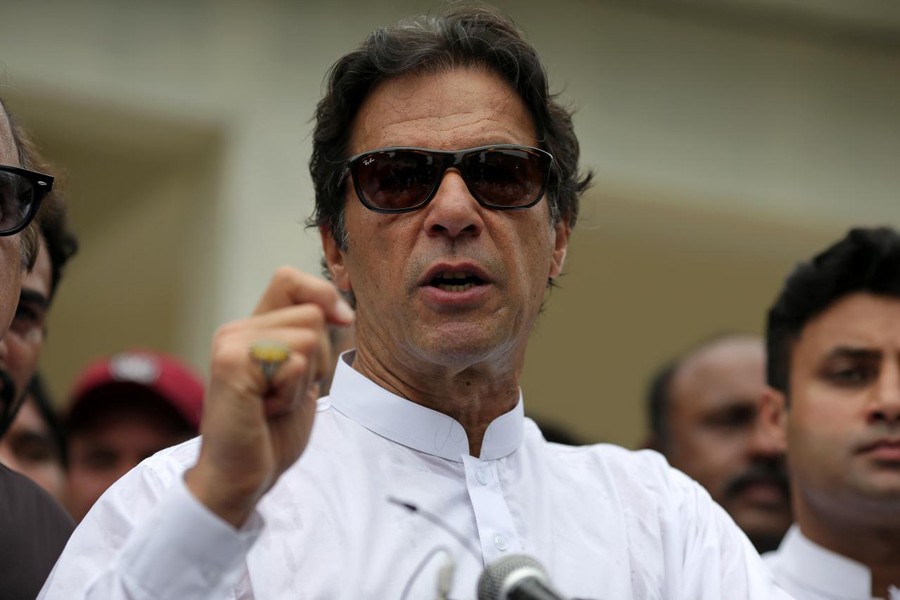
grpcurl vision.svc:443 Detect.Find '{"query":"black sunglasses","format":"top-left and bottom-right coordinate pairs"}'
top-left (0, 165), bottom-right (54, 237)
top-left (345, 144), bottom-right (552, 213)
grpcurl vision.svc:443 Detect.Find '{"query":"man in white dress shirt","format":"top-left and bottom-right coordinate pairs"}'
top-left (762, 227), bottom-right (900, 600)
top-left (41, 7), bottom-right (788, 599)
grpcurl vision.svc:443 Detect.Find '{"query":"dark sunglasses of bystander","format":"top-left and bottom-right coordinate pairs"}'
top-left (0, 165), bottom-right (54, 237)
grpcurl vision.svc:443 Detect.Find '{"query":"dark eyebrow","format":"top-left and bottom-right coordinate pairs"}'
top-left (18, 289), bottom-right (48, 310)
top-left (823, 346), bottom-right (881, 362)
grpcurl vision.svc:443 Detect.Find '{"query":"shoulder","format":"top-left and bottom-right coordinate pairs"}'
top-left (0, 464), bottom-right (74, 564)
top-left (139, 436), bottom-right (203, 481)
top-left (525, 424), bottom-right (683, 492)
top-left (75, 436), bottom-right (202, 524)
top-left (0, 463), bottom-right (73, 528)
top-left (545, 444), bottom-right (774, 597)
top-left (522, 427), bottom-right (720, 525)
top-left (587, 445), bottom-right (703, 507)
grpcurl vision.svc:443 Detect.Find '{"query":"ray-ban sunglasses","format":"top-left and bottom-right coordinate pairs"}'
top-left (344, 144), bottom-right (553, 213)
top-left (0, 165), bottom-right (54, 237)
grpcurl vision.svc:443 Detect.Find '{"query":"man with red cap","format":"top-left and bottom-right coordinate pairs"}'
top-left (64, 350), bottom-right (204, 521)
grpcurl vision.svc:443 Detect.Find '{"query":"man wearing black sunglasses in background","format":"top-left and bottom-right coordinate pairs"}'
top-left (43, 8), bottom-right (787, 599)
top-left (1, 115), bottom-right (79, 476)
top-left (0, 97), bottom-right (75, 599)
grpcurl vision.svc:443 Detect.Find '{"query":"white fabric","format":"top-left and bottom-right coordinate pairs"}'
top-left (765, 525), bottom-right (900, 600)
top-left (41, 355), bottom-right (789, 599)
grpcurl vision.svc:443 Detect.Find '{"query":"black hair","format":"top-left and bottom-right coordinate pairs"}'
top-left (766, 226), bottom-right (900, 396)
top-left (7, 112), bottom-right (79, 299)
top-left (646, 360), bottom-right (679, 451)
top-left (646, 332), bottom-right (757, 451)
top-left (308, 4), bottom-right (592, 249)
top-left (0, 97), bottom-right (39, 270)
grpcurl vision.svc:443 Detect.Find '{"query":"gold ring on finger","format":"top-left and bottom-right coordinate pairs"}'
top-left (249, 340), bottom-right (291, 385)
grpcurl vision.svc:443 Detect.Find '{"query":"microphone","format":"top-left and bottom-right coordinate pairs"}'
top-left (477, 554), bottom-right (567, 600)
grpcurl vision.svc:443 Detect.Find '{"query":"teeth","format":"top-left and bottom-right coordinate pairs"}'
top-left (430, 269), bottom-right (484, 292)
top-left (440, 271), bottom-right (470, 281)
top-left (438, 283), bottom-right (476, 292)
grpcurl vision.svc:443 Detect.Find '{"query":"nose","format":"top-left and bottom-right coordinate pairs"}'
top-left (422, 170), bottom-right (485, 240)
top-left (867, 361), bottom-right (900, 424)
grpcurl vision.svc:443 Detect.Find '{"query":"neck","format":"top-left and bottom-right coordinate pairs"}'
top-left (351, 345), bottom-right (521, 457)
top-left (796, 493), bottom-right (900, 597)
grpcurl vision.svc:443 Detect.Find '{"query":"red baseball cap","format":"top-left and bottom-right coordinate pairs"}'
top-left (67, 350), bottom-right (205, 430)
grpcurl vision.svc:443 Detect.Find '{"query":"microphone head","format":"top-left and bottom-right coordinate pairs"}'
top-left (477, 554), bottom-right (550, 600)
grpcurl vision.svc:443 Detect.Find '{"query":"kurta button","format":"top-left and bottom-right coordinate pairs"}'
top-left (493, 534), bottom-right (509, 551)
top-left (476, 468), bottom-right (490, 485)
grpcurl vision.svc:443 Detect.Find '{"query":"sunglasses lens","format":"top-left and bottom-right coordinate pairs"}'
top-left (349, 146), bottom-right (550, 213)
top-left (463, 148), bottom-right (548, 208)
top-left (0, 171), bottom-right (34, 235)
top-left (354, 150), bottom-right (438, 211)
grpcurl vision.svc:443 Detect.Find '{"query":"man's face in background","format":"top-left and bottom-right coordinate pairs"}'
top-left (783, 293), bottom-right (900, 534)
top-left (664, 337), bottom-right (791, 552)
top-left (0, 392), bottom-right (66, 501)
top-left (0, 239), bottom-right (51, 417)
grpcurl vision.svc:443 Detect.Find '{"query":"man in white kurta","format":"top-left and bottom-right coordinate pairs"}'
top-left (42, 7), bottom-right (790, 599)
top-left (41, 354), bottom-right (787, 599)
top-left (766, 526), bottom-right (900, 600)
top-left (759, 227), bottom-right (900, 599)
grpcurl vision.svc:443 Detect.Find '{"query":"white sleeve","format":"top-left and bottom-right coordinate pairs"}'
top-left (662, 464), bottom-right (795, 600)
top-left (38, 461), bottom-right (263, 600)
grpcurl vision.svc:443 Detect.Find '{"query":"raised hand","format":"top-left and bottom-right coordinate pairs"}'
top-left (185, 267), bottom-right (354, 527)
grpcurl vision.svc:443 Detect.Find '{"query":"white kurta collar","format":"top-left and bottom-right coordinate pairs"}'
top-left (326, 351), bottom-right (524, 462)
top-left (778, 525), bottom-right (878, 598)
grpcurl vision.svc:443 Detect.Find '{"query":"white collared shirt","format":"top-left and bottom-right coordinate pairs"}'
top-left (765, 525), bottom-right (900, 600)
top-left (41, 355), bottom-right (788, 599)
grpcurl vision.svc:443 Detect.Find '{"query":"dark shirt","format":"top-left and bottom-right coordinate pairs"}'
top-left (0, 463), bottom-right (74, 600)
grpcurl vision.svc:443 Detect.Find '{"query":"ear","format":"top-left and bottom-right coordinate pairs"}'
top-left (548, 220), bottom-right (571, 280)
top-left (760, 386), bottom-right (788, 449)
top-left (320, 226), bottom-right (352, 293)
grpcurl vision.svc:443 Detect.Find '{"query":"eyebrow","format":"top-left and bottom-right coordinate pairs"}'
top-left (823, 346), bottom-right (881, 361)
top-left (18, 289), bottom-right (48, 310)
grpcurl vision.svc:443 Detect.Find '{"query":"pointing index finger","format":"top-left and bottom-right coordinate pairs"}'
top-left (253, 266), bottom-right (355, 325)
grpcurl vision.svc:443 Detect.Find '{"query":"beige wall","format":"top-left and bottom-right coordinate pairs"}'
top-left (522, 186), bottom-right (848, 446)
top-left (0, 0), bottom-right (897, 447)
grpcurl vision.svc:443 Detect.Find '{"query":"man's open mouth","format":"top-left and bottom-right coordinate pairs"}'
top-left (429, 271), bottom-right (485, 292)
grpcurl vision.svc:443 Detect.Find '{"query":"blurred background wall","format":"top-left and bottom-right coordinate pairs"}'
top-left (1, 0), bottom-right (898, 448)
